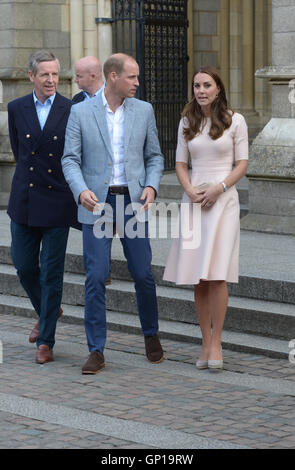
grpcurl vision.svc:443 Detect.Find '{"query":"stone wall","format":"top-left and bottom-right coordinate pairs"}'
top-left (0, 0), bottom-right (71, 208)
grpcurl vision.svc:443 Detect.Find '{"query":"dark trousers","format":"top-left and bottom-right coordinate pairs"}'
top-left (82, 193), bottom-right (159, 353)
top-left (10, 220), bottom-right (69, 349)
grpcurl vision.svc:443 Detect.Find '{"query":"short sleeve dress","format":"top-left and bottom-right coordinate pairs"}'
top-left (163, 112), bottom-right (249, 285)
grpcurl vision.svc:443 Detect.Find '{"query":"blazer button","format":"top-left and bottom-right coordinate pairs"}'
top-left (26, 134), bottom-right (30, 139)
top-left (48, 185), bottom-right (53, 189)
top-left (29, 183), bottom-right (34, 188)
top-left (48, 169), bottom-right (52, 173)
top-left (29, 167), bottom-right (34, 171)
top-left (53, 136), bottom-right (58, 141)
top-left (49, 153), bottom-right (54, 157)
top-left (31, 151), bottom-right (35, 156)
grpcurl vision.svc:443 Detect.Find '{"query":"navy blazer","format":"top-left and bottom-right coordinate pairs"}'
top-left (7, 92), bottom-right (79, 228)
top-left (72, 91), bottom-right (85, 104)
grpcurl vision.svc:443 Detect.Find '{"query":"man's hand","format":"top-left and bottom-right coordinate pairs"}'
top-left (140, 186), bottom-right (156, 211)
top-left (79, 190), bottom-right (100, 212)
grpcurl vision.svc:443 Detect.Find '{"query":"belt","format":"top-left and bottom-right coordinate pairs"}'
top-left (108, 185), bottom-right (129, 195)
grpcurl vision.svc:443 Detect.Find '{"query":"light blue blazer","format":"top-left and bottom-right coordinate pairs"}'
top-left (62, 93), bottom-right (164, 224)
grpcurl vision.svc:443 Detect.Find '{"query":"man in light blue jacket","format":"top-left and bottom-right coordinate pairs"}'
top-left (62, 53), bottom-right (164, 374)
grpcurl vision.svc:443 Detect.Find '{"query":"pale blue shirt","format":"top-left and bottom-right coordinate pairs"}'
top-left (83, 82), bottom-right (105, 101)
top-left (33, 91), bottom-right (56, 130)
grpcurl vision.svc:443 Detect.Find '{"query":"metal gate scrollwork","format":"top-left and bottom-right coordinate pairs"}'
top-left (110, 0), bottom-right (188, 170)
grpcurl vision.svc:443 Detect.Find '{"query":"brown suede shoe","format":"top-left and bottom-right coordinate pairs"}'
top-left (36, 345), bottom-right (54, 364)
top-left (144, 334), bottom-right (164, 364)
top-left (82, 351), bottom-right (105, 374)
top-left (29, 307), bottom-right (63, 343)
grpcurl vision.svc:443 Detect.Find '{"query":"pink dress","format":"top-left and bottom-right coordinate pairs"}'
top-left (163, 112), bottom-right (248, 285)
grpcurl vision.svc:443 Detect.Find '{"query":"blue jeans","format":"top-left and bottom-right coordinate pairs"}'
top-left (10, 220), bottom-right (69, 349)
top-left (83, 193), bottom-right (159, 353)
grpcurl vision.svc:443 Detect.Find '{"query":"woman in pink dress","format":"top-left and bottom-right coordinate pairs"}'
top-left (163, 67), bottom-right (248, 370)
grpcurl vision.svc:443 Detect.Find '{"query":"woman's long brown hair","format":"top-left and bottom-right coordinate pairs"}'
top-left (182, 66), bottom-right (233, 141)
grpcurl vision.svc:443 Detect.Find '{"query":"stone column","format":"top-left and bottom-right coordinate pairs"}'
top-left (241, 0), bottom-right (295, 235)
top-left (242, 0), bottom-right (254, 113)
top-left (70, 0), bottom-right (84, 97)
top-left (84, 0), bottom-right (98, 57)
top-left (229, 0), bottom-right (242, 109)
top-left (97, 0), bottom-right (113, 70)
top-left (187, 0), bottom-right (194, 98)
top-left (220, 0), bottom-right (230, 93)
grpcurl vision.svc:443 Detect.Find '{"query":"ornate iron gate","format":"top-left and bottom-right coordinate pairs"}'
top-left (109, 0), bottom-right (188, 170)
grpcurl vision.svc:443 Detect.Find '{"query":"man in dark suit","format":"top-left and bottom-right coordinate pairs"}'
top-left (72, 56), bottom-right (104, 104)
top-left (7, 50), bottom-right (78, 364)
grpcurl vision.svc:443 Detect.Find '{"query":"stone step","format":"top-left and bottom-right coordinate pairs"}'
top-left (0, 264), bottom-right (294, 341)
top-left (0, 294), bottom-right (289, 359)
top-left (0, 246), bottom-right (294, 305)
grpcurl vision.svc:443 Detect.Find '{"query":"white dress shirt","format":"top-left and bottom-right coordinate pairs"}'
top-left (102, 90), bottom-right (127, 186)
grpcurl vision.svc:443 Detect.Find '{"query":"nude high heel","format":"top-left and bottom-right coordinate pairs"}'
top-left (208, 348), bottom-right (223, 370)
top-left (196, 359), bottom-right (208, 370)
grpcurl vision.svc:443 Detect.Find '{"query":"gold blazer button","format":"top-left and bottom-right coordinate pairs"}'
top-left (53, 136), bottom-right (58, 141)
top-left (26, 134), bottom-right (30, 139)
top-left (48, 169), bottom-right (52, 173)
top-left (29, 183), bottom-right (34, 187)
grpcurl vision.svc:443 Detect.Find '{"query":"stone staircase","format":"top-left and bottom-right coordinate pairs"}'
top-left (0, 172), bottom-right (294, 361)
top-left (0, 231), bottom-right (294, 360)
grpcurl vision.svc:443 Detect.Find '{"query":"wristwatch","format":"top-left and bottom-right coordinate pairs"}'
top-left (221, 182), bottom-right (228, 192)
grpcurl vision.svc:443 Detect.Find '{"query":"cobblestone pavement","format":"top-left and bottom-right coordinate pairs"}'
top-left (0, 313), bottom-right (295, 449)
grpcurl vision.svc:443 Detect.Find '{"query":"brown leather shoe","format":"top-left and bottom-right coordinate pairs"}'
top-left (144, 334), bottom-right (164, 364)
top-left (36, 345), bottom-right (54, 364)
top-left (82, 351), bottom-right (105, 374)
top-left (29, 320), bottom-right (41, 344)
top-left (105, 275), bottom-right (112, 286)
top-left (29, 307), bottom-right (63, 343)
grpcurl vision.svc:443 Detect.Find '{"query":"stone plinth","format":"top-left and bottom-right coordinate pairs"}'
top-left (241, 1), bottom-right (295, 236)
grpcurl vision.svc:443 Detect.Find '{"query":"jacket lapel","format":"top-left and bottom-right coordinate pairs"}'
top-left (42, 92), bottom-right (67, 137)
top-left (21, 94), bottom-right (42, 143)
top-left (124, 98), bottom-right (135, 156)
top-left (91, 95), bottom-right (114, 160)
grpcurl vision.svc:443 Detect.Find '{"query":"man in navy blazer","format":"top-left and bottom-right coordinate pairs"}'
top-left (62, 53), bottom-right (164, 374)
top-left (7, 50), bottom-right (78, 365)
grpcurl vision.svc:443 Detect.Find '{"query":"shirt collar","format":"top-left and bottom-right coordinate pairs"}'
top-left (102, 89), bottom-right (125, 110)
top-left (33, 90), bottom-right (56, 106)
top-left (84, 83), bottom-right (106, 100)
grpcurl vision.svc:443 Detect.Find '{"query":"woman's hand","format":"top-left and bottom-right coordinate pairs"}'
top-left (187, 184), bottom-right (223, 207)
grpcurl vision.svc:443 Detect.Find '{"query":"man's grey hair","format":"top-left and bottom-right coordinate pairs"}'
top-left (28, 50), bottom-right (60, 76)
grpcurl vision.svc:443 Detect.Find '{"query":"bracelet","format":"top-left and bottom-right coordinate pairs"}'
top-left (221, 181), bottom-right (228, 192)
